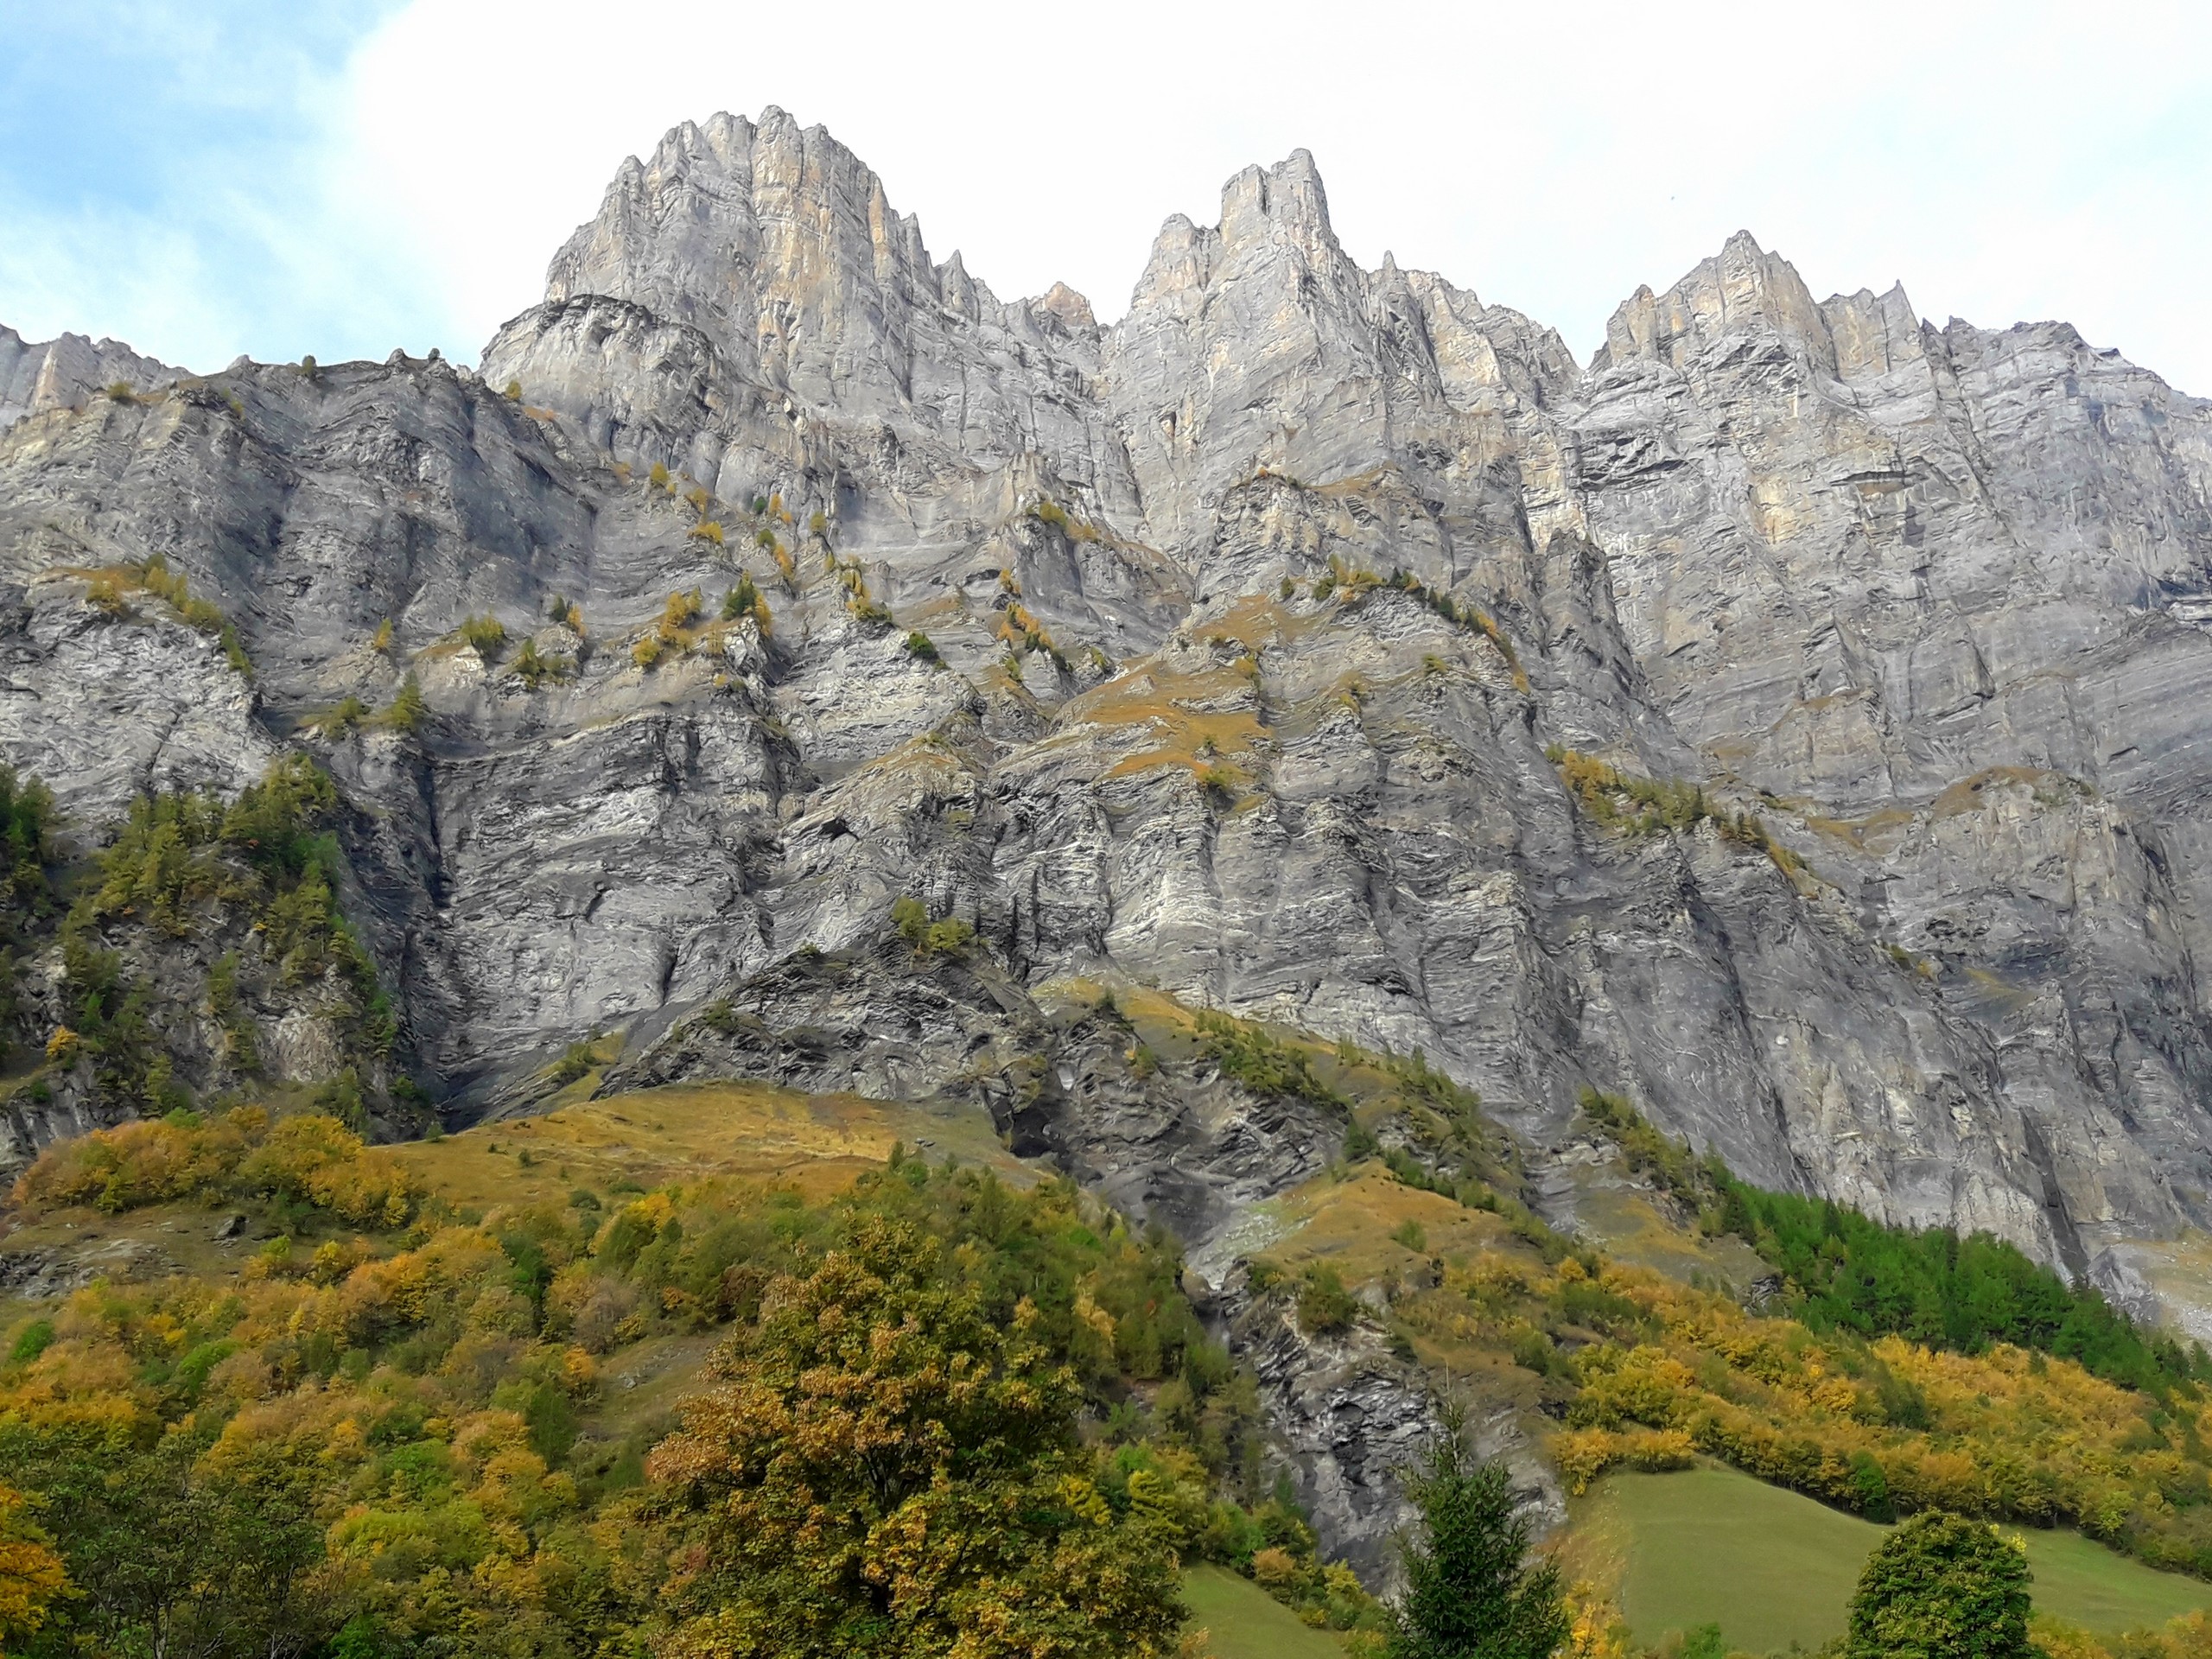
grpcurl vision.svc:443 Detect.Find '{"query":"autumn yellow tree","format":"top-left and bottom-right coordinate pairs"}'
top-left (646, 1215), bottom-right (1185, 1659)
top-left (0, 1484), bottom-right (67, 1653)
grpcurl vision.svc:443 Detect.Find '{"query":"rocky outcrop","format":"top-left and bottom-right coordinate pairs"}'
top-left (4, 109), bottom-right (2212, 1323)
top-left (0, 326), bottom-right (181, 432)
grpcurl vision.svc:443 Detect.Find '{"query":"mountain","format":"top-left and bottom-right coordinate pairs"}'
top-left (6, 105), bottom-right (2212, 1554)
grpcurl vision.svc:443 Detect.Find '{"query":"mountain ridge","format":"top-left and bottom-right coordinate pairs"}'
top-left (3, 105), bottom-right (2211, 1350)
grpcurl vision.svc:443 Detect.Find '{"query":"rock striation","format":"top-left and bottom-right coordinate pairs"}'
top-left (5, 103), bottom-right (2212, 1552)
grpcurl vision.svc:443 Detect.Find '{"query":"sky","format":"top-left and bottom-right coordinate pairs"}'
top-left (3, 0), bottom-right (2209, 393)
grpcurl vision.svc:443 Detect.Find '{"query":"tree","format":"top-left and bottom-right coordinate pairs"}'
top-left (0, 1484), bottom-right (67, 1651)
top-left (1388, 1411), bottom-right (1569, 1659)
top-left (5, 1424), bottom-right (331, 1659)
top-left (1847, 1511), bottom-right (2031, 1659)
top-left (645, 1215), bottom-right (1184, 1659)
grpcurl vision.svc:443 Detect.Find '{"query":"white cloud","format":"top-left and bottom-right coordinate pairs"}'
top-left (14, 0), bottom-right (2212, 392)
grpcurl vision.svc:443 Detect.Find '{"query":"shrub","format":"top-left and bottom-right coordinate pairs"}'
top-left (238, 1113), bottom-right (419, 1228)
top-left (1296, 1264), bottom-right (1357, 1335)
top-left (808, 511), bottom-right (827, 537)
top-left (1192, 1010), bottom-right (1349, 1113)
top-left (649, 462), bottom-right (670, 489)
top-left (690, 521), bottom-right (724, 546)
top-left (511, 639), bottom-right (570, 690)
top-left (311, 697), bottom-right (370, 739)
top-left (15, 1107), bottom-right (418, 1227)
top-left (632, 636), bottom-right (664, 671)
top-left (504, 379), bottom-right (522, 400)
top-left (548, 1040), bottom-right (596, 1087)
top-left (460, 614), bottom-right (506, 662)
top-left (925, 916), bottom-right (975, 954)
top-left (685, 486), bottom-right (710, 515)
top-left (380, 675), bottom-right (427, 734)
top-left (891, 895), bottom-right (974, 958)
top-left (904, 631), bottom-right (939, 663)
top-left (85, 576), bottom-right (127, 616)
top-left (754, 527), bottom-right (777, 550)
top-left (15, 1111), bottom-right (245, 1211)
top-left (105, 381), bottom-right (133, 403)
top-left (657, 589), bottom-right (703, 645)
top-left (720, 576), bottom-right (770, 635)
top-left (299, 355), bottom-right (317, 379)
top-left (371, 618), bottom-right (393, 653)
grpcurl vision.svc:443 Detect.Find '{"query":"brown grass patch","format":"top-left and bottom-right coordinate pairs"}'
top-left (396, 1080), bottom-right (1023, 1211)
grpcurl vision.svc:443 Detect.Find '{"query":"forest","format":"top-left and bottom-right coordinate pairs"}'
top-left (0, 1116), bottom-right (1368, 1658)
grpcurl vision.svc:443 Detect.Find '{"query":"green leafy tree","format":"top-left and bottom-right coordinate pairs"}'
top-left (1847, 1511), bottom-right (2031, 1659)
top-left (9, 1425), bottom-right (332, 1659)
top-left (1388, 1412), bottom-right (1568, 1659)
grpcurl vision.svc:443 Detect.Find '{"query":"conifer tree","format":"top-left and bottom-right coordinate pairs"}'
top-left (1388, 1409), bottom-right (1570, 1659)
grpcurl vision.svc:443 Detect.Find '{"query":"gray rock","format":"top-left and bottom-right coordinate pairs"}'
top-left (0, 325), bottom-right (182, 432)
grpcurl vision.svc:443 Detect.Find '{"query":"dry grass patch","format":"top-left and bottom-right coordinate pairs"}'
top-left (397, 1080), bottom-right (1024, 1211)
top-left (1264, 1168), bottom-right (1512, 1286)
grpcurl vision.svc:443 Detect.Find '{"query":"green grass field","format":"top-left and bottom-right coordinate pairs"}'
top-left (1588, 1465), bottom-right (2211, 1651)
top-left (1181, 1567), bottom-right (1346, 1659)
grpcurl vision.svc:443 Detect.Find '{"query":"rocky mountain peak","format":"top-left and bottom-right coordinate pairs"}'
top-left (1595, 228), bottom-right (1831, 372)
top-left (495, 107), bottom-right (1136, 517)
top-left (1217, 148), bottom-right (1339, 258)
top-left (14, 104), bottom-right (2212, 1357)
top-left (1030, 281), bottom-right (1097, 334)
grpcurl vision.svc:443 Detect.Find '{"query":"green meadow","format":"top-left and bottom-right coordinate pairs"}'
top-left (1590, 1465), bottom-right (2212, 1651)
top-left (1181, 1566), bottom-right (1351, 1659)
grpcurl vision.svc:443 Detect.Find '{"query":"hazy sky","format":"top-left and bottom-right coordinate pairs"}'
top-left (5, 1), bottom-right (2209, 392)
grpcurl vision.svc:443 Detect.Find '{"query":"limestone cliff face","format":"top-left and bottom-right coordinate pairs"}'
top-left (0, 326), bottom-right (181, 432)
top-left (7, 108), bottom-right (2212, 1303)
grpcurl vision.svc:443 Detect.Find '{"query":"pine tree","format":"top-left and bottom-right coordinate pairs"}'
top-left (1388, 1409), bottom-right (1570, 1659)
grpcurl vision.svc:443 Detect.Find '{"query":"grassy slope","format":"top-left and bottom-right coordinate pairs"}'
top-left (1586, 1465), bottom-right (2210, 1649)
top-left (0, 1077), bottom-right (1027, 1439)
top-left (1182, 1566), bottom-right (1349, 1659)
top-left (391, 1077), bottom-right (1027, 1210)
